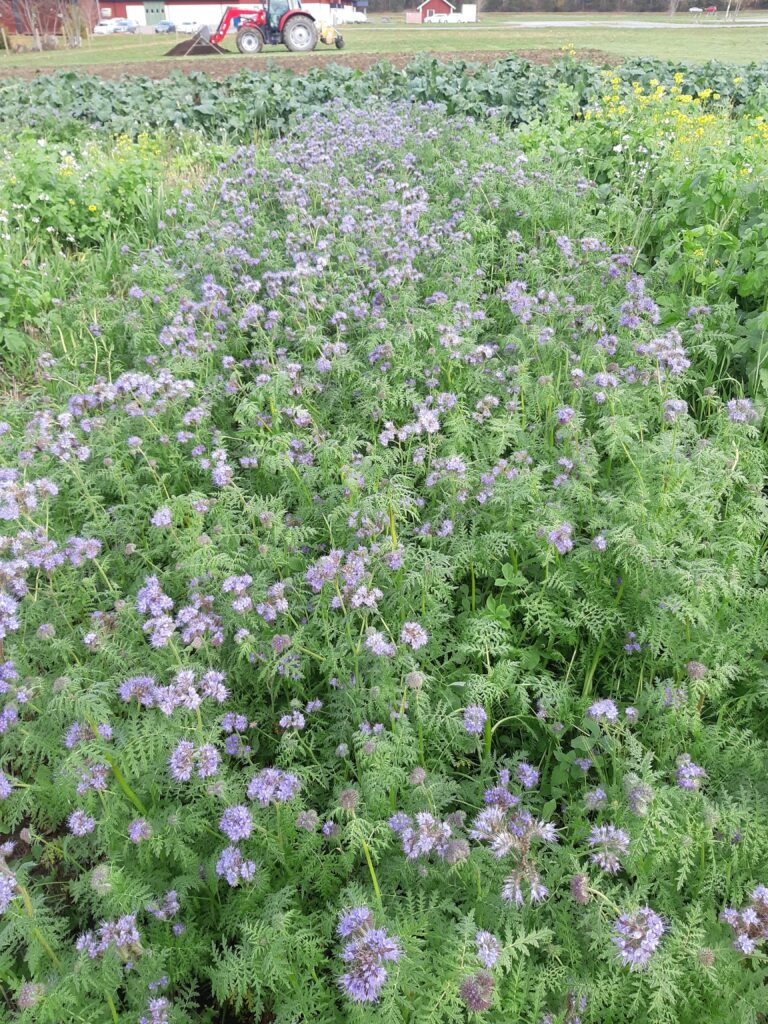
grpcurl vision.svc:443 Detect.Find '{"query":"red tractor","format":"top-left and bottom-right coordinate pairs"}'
top-left (208, 0), bottom-right (344, 53)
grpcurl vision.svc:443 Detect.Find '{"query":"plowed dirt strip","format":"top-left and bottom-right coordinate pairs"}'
top-left (0, 47), bottom-right (618, 81)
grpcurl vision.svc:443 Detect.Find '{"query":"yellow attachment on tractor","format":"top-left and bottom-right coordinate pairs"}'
top-left (318, 22), bottom-right (345, 48)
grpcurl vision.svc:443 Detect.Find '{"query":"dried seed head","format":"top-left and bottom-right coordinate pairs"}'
top-left (570, 873), bottom-right (590, 904)
top-left (686, 661), bottom-right (708, 680)
top-left (17, 983), bottom-right (45, 1009)
top-left (90, 865), bottom-right (112, 894)
top-left (459, 971), bottom-right (494, 1012)
top-left (444, 838), bottom-right (470, 865)
top-left (405, 671), bottom-right (425, 691)
top-left (339, 788), bottom-right (359, 811)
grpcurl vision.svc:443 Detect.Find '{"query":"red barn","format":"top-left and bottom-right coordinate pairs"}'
top-left (1, 0), bottom-right (97, 38)
top-left (416, 0), bottom-right (455, 22)
top-left (1, 0), bottom-right (57, 35)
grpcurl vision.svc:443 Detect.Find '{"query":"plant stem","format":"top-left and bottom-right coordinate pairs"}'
top-left (361, 837), bottom-right (383, 908)
top-left (18, 884), bottom-right (61, 966)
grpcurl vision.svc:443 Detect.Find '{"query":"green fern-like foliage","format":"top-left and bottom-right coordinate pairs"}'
top-left (1, 98), bottom-right (767, 1024)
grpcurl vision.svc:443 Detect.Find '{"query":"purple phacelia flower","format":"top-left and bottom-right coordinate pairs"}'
top-left (296, 809), bottom-right (319, 831)
top-left (475, 930), bottom-right (501, 968)
top-left (676, 754), bottom-right (706, 791)
top-left (0, 874), bottom-right (18, 914)
top-left (587, 699), bottom-right (619, 724)
top-left (720, 885), bottom-right (768, 954)
top-left (128, 819), bottom-right (152, 843)
top-left (400, 811), bottom-right (452, 861)
top-left (215, 845), bottom-right (256, 887)
top-left (547, 522), bottom-right (573, 555)
top-left (624, 774), bottom-right (653, 816)
top-left (247, 767), bottom-right (300, 806)
top-left (151, 507), bottom-right (172, 528)
top-left (588, 824), bottom-right (630, 873)
top-left (365, 630), bottom-right (396, 657)
top-left (584, 787), bottom-right (607, 810)
top-left (400, 622), bottom-right (429, 650)
top-left (68, 810), bottom-right (96, 836)
top-left (219, 805), bottom-right (253, 842)
top-left (197, 744), bottom-right (220, 778)
top-left (168, 740), bottom-right (195, 782)
top-left (516, 762), bottom-right (539, 790)
top-left (612, 907), bottom-right (665, 969)
top-left (279, 710), bottom-right (306, 730)
top-left (663, 398), bottom-right (688, 422)
top-left (463, 704), bottom-right (487, 735)
top-left (727, 398), bottom-right (759, 424)
top-left (686, 661), bottom-right (707, 680)
top-left (337, 907), bottom-right (401, 1004)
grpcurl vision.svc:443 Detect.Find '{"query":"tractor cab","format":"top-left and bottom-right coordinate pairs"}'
top-left (265, 0), bottom-right (291, 35)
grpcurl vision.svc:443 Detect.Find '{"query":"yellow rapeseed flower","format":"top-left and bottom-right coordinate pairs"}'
top-left (88, 204), bottom-right (98, 212)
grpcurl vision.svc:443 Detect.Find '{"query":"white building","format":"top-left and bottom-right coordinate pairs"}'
top-left (102, 0), bottom-right (367, 29)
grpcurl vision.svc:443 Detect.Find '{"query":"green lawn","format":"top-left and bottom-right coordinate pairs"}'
top-left (1, 11), bottom-right (768, 72)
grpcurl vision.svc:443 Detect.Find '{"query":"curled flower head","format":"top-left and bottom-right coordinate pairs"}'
top-left (475, 930), bottom-right (500, 968)
top-left (612, 907), bottom-right (665, 969)
top-left (516, 762), bottom-right (539, 790)
top-left (337, 906), bottom-right (401, 1004)
top-left (588, 823), bottom-right (630, 874)
top-left (400, 621), bottom-right (429, 650)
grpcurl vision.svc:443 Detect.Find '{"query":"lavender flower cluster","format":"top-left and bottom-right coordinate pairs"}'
top-left (336, 906), bottom-right (401, 1003)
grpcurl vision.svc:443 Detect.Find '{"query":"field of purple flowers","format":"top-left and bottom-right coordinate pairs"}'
top-left (1, 94), bottom-right (768, 1024)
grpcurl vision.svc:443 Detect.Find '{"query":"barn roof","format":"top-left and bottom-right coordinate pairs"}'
top-left (416, 0), bottom-right (456, 8)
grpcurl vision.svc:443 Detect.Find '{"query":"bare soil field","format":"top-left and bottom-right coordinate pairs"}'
top-left (0, 47), bottom-right (618, 81)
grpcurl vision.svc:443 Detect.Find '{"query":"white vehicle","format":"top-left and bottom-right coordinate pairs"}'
top-left (93, 18), bottom-right (119, 34)
top-left (425, 11), bottom-right (450, 22)
top-left (112, 18), bottom-right (139, 32)
top-left (177, 20), bottom-right (201, 34)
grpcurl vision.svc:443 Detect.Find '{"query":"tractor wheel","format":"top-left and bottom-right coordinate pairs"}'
top-left (335, 34), bottom-right (345, 49)
top-left (236, 27), bottom-right (263, 53)
top-left (284, 15), bottom-right (317, 52)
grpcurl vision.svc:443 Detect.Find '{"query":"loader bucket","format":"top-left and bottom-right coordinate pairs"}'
top-left (165, 33), bottom-right (230, 57)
